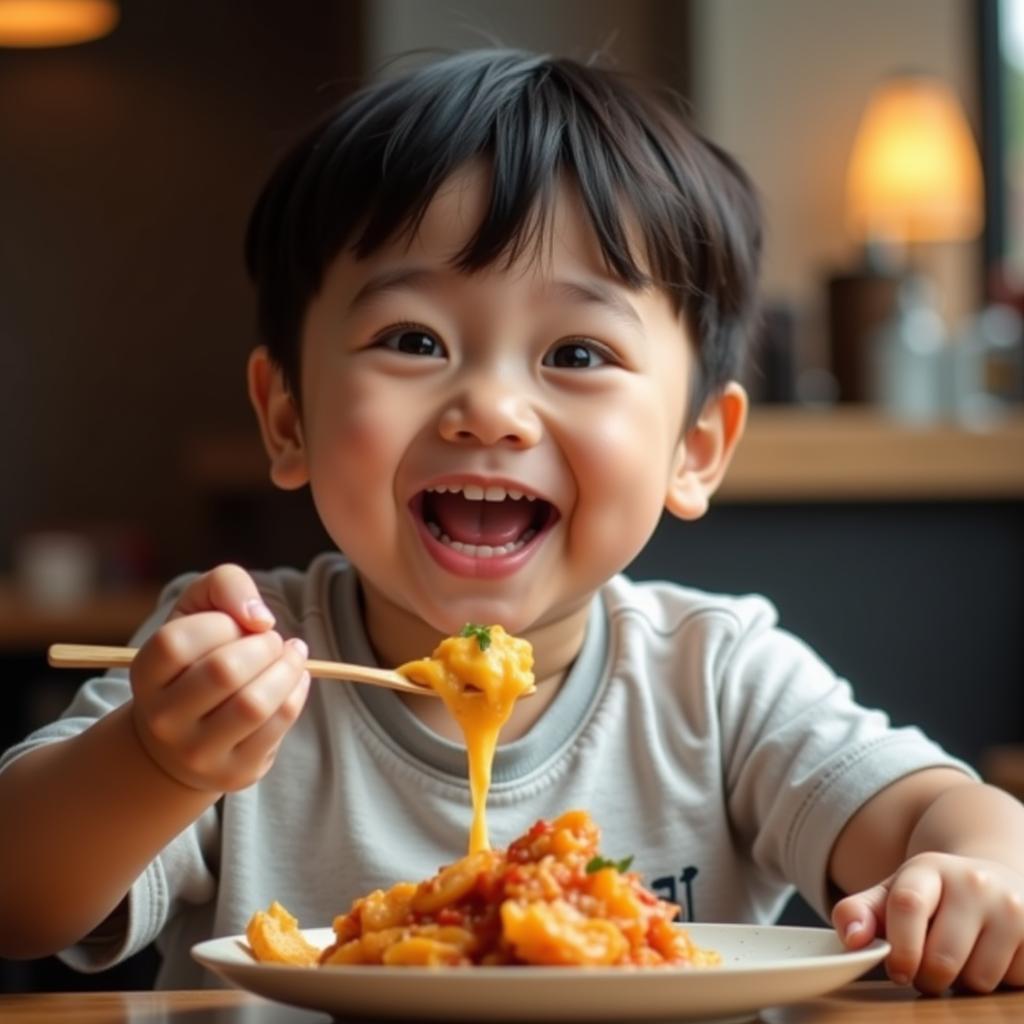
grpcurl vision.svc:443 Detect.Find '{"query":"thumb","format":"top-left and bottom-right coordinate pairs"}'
top-left (831, 878), bottom-right (890, 949)
top-left (168, 563), bottom-right (276, 632)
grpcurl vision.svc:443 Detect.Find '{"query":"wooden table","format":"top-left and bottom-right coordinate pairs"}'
top-left (2, 985), bottom-right (1024, 1022)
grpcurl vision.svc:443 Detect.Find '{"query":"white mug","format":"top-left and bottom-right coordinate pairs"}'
top-left (15, 531), bottom-right (98, 608)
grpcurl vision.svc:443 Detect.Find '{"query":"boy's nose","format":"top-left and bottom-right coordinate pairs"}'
top-left (437, 379), bottom-right (542, 448)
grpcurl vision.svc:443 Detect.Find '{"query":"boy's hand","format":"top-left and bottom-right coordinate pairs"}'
top-left (833, 851), bottom-right (1024, 994)
top-left (129, 564), bottom-right (311, 793)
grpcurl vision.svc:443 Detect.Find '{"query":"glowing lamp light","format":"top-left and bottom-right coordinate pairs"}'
top-left (0, 0), bottom-right (119, 48)
top-left (845, 73), bottom-right (984, 247)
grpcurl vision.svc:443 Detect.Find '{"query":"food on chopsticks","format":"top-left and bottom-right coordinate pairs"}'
top-left (397, 623), bottom-right (536, 854)
top-left (247, 809), bottom-right (720, 968)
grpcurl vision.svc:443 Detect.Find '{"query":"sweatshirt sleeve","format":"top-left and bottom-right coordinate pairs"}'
top-left (0, 572), bottom-right (219, 972)
top-left (716, 596), bottom-right (978, 920)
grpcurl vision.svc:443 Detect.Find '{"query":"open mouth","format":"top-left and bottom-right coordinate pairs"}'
top-left (411, 483), bottom-right (558, 560)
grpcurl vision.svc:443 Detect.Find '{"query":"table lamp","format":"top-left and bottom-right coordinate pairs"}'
top-left (828, 72), bottom-right (984, 402)
top-left (0, 0), bottom-right (119, 48)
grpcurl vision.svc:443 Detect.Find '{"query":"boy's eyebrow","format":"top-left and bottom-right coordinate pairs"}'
top-left (549, 278), bottom-right (644, 332)
top-left (347, 266), bottom-right (441, 312)
top-left (346, 266), bottom-right (643, 332)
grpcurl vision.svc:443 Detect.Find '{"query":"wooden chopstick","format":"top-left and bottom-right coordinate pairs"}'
top-left (46, 643), bottom-right (441, 698)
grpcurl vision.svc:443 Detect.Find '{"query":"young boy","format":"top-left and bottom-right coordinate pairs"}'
top-left (2, 50), bottom-right (1023, 996)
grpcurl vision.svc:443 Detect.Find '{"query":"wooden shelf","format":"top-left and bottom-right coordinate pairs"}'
top-left (185, 407), bottom-right (1024, 504)
top-left (719, 407), bottom-right (1024, 502)
top-left (0, 582), bottom-right (161, 652)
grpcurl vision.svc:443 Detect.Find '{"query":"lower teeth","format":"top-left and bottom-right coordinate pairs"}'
top-left (426, 523), bottom-right (537, 557)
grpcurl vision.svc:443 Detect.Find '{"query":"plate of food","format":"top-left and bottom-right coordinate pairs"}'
top-left (192, 807), bottom-right (888, 1023)
top-left (192, 920), bottom-right (889, 1022)
top-left (193, 631), bottom-right (888, 1021)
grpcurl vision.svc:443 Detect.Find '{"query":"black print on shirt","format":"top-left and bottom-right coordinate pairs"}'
top-left (651, 866), bottom-right (699, 922)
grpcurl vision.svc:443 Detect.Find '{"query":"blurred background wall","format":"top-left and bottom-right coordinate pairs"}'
top-left (0, 1), bottom-right (363, 577)
top-left (0, 0), bottom-right (999, 579)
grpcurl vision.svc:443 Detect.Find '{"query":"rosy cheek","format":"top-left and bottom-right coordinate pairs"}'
top-left (573, 405), bottom-right (665, 486)
top-left (305, 395), bottom-right (400, 510)
top-left (309, 377), bottom-right (397, 454)
top-left (339, 405), bottom-right (393, 452)
top-left (565, 404), bottom-right (670, 553)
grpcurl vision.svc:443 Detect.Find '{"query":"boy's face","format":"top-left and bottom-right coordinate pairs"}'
top-left (253, 164), bottom-right (737, 643)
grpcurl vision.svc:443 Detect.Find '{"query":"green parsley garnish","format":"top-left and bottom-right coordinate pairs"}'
top-left (585, 854), bottom-right (635, 874)
top-left (459, 623), bottom-right (492, 652)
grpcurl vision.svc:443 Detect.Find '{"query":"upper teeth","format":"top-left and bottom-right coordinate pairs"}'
top-left (428, 484), bottom-right (535, 502)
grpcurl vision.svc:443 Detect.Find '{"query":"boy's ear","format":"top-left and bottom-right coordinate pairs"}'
top-left (247, 346), bottom-right (309, 490)
top-left (665, 381), bottom-right (748, 521)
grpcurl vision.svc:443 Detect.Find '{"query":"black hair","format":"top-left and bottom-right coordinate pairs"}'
top-left (245, 49), bottom-right (762, 423)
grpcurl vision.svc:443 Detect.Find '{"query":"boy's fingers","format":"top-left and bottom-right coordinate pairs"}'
top-left (133, 611), bottom-right (248, 692)
top-left (882, 864), bottom-right (943, 985)
top-left (915, 898), bottom-right (981, 994)
top-left (957, 925), bottom-right (1019, 993)
top-left (198, 638), bottom-right (308, 750)
top-left (1005, 943), bottom-right (1024, 988)
top-left (832, 883), bottom-right (887, 948)
top-left (234, 666), bottom-right (311, 759)
top-left (146, 630), bottom-right (288, 728)
top-left (221, 669), bottom-right (311, 779)
top-left (168, 564), bottom-right (275, 631)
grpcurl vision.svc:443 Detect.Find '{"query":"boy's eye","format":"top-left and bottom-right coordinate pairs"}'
top-left (543, 341), bottom-right (608, 369)
top-left (376, 327), bottom-right (446, 358)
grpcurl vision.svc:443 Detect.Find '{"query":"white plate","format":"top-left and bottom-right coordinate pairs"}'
top-left (192, 923), bottom-right (889, 1022)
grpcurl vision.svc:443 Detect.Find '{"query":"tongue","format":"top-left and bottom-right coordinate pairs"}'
top-left (429, 492), bottom-right (536, 546)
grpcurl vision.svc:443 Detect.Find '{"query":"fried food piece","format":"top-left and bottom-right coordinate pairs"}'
top-left (245, 900), bottom-right (322, 966)
top-left (501, 899), bottom-right (628, 965)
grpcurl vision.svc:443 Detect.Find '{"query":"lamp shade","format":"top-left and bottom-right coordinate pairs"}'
top-left (0, 0), bottom-right (118, 48)
top-left (845, 74), bottom-right (983, 245)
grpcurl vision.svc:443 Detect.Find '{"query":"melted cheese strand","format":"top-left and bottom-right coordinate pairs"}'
top-left (399, 626), bottom-right (534, 853)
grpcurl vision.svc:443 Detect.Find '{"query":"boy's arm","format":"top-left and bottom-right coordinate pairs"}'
top-left (0, 564), bottom-right (310, 960)
top-left (828, 767), bottom-right (1024, 994)
top-left (0, 703), bottom-right (217, 958)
